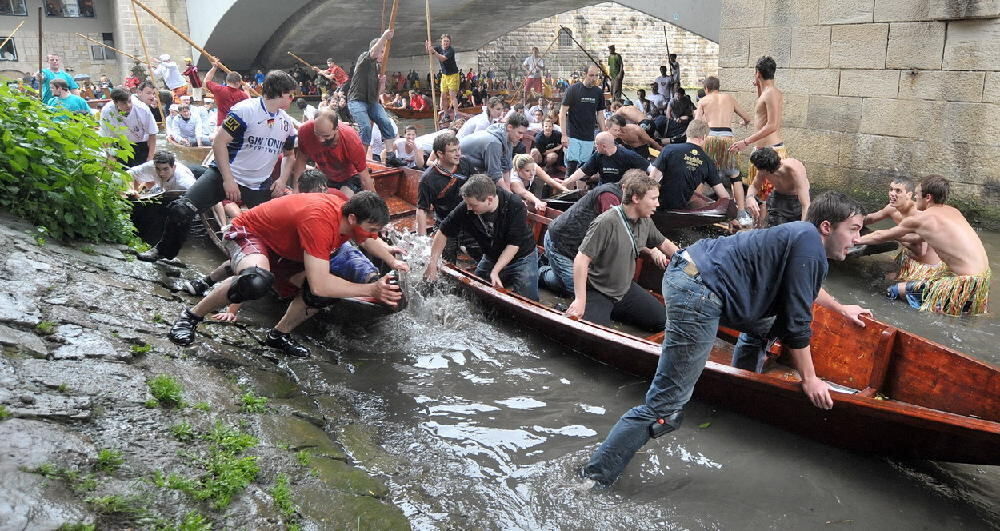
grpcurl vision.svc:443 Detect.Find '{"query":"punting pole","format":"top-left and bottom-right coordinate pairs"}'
top-left (425, 0), bottom-right (438, 125)
top-left (129, 0), bottom-right (167, 124)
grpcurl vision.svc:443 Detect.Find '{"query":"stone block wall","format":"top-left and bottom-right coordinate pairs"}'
top-left (718, 0), bottom-right (1000, 221)
top-left (476, 2), bottom-right (719, 93)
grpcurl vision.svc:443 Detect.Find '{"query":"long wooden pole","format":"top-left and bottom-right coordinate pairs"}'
top-left (77, 33), bottom-right (142, 62)
top-left (129, 0), bottom-right (258, 97)
top-left (36, 7), bottom-right (42, 99)
top-left (379, 0), bottom-right (399, 78)
top-left (129, 0), bottom-right (166, 125)
top-left (286, 51), bottom-right (317, 69)
top-left (425, 0), bottom-right (438, 125)
top-left (0, 20), bottom-right (25, 52)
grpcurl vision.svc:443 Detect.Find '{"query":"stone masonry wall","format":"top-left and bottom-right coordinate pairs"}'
top-left (718, 0), bottom-right (1000, 221)
top-left (112, 0), bottom-right (193, 85)
top-left (476, 2), bottom-right (719, 94)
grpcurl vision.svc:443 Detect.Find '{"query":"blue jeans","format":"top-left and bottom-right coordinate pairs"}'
top-left (539, 231), bottom-right (574, 295)
top-left (731, 317), bottom-right (778, 372)
top-left (347, 100), bottom-right (396, 147)
top-left (584, 253), bottom-right (722, 485)
top-left (474, 249), bottom-right (540, 301)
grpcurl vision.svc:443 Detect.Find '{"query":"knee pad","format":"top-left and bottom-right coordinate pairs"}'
top-left (166, 197), bottom-right (198, 225)
top-left (226, 266), bottom-right (274, 303)
top-left (301, 279), bottom-right (337, 309)
top-left (648, 410), bottom-right (684, 439)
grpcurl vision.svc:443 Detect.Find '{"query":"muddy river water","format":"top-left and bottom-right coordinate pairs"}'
top-left (167, 135), bottom-right (998, 529)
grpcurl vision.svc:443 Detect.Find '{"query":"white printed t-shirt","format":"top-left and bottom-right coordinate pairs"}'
top-left (218, 98), bottom-right (297, 188)
top-left (99, 100), bottom-right (158, 143)
top-left (127, 160), bottom-right (196, 192)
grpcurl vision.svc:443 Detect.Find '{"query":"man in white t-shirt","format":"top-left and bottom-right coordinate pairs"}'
top-left (127, 151), bottom-right (196, 193)
top-left (522, 46), bottom-right (545, 101)
top-left (654, 65), bottom-right (671, 99)
top-left (139, 70), bottom-right (299, 262)
top-left (99, 88), bottom-right (158, 167)
top-left (154, 54), bottom-right (188, 102)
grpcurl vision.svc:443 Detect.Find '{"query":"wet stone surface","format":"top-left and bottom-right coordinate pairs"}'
top-left (0, 214), bottom-right (410, 529)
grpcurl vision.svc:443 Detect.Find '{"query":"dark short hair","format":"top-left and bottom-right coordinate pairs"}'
top-left (226, 71), bottom-right (242, 85)
top-left (261, 70), bottom-right (297, 99)
top-left (506, 112), bottom-right (529, 128)
top-left (756, 56), bottom-right (777, 80)
top-left (609, 114), bottom-right (627, 127)
top-left (49, 78), bottom-right (69, 91)
top-left (298, 169), bottom-right (328, 193)
top-left (704, 76), bottom-right (719, 91)
top-left (432, 131), bottom-right (459, 155)
top-left (620, 170), bottom-right (658, 205)
top-left (460, 174), bottom-right (497, 201)
top-left (177, 104), bottom-right (191, 112)
top-left (137, 81), bottom-right (156, 92)
top-left (806, 191), bottom-right (865, 229)
top-left (750, 147), bottom-right (782, 173)
top-left (669, 54), bottom-right (677, 60)
top-left (890, 176), bottom-right (915, 193)
top-left (343, 190), bottom-right (390, 226)
top-left (920, 174), bottom-right (949, 204)
top-left (152, 151), bottom-right (175, 166)
top-left (110, 88), bottom-right (130, 103)
top-left (404, 124), bottom-right (418, 134)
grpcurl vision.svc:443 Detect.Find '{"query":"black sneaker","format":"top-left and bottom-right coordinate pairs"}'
top-left (184, 276), bottom-right (213, 296)
top-left (264, 330), bottom-right (310, 358)
top-left (137, 248), bottom-right (161, 262)
top-left (168, 309), bottom-right (203, 346)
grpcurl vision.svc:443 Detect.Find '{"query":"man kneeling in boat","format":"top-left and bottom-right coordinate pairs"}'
top-left (291, 109), bottom-right (373, 197)
top-left (424, 174), bottom-right (539, 300)
top-left (565, 172), bottom-right (675, 332)
top-left (583, 192), bottom-right (872, 487)
top-left (856, 175), bottom-right (990, 315)
top-left (745, 147), bottom-right (810, 228)
top-left (168, 190), bottom-right (406, 357)
top-left (862, 176), bottom-right (943, 283)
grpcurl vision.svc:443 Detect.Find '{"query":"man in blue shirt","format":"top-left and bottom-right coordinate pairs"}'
top-left (37, 53), bottom-right (79, 103)
top-left (46, 79), bottom-right (90, 116)
top-left (583, 191), bottom-right (872, 487)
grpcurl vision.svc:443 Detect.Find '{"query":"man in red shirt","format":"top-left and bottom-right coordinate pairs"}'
top-left (182, 57), bottom-right (203, 102)
top-left (408, 90), bottom-right (427, 111)
top-left (204, 59), bottom-right (249, 125)
top-left (167, 191), bottom-right (407, 357)
top-left (314, 58), bottom-right (349, 93)
top-left (292, 110), bottom-right (373, 197)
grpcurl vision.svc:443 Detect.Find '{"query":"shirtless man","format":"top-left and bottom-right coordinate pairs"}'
top-left (696, 76), bottom-right (752, 218)
top-left (745, 147), bottom-right (809, 228)
top-left (609, 101), bottom-right (646, 125)
top-left (856, 175), bottom-right (990, 315)
top-left (863, 177), bottom-right (942, 282)
top-left (607, 114), bottom-right (661, 159)
top-left (730, 56), bottom-right (785, 222)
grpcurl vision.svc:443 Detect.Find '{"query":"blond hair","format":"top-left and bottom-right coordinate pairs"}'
top-left (512, 154), bottom-right (535, 171)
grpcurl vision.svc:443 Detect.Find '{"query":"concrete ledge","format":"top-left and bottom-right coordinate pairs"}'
top-left (943, 20), bottom-right (1000, 71)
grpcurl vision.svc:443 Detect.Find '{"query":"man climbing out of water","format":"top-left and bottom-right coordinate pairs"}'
top-left (744, 147), bottom-right (810, 227)
top-left (126, 151), bottom-right (195, 194)
top-left (650, 120), bottom-right (730, 211)
top-left (606, 114), bottom-right (661, 160)
top-left (459, 112), bottom-right (529, 191)
top-left (99, 88), bottom-right (158, 168)
top-left (167, 191), bottom-right (407, 357)
top-left (425, 33), bottom-right (460, 120)
top-left (137, 70), bottom-right (298, 262)
top-left (729, 56), bottom-right (785, 225)
top-left (538, 171), bottom-right (626, 296)
top-left (45, 78), bottom-right (90, 115)
top-left (862, 176), bottom-right (943, 282)
top-left (582, 191), bottom-right (873, 488)
top-left (560, 65), bottom-right (607, 179)
top-left (565, 172), bottom-right (674, 332)
top-left (415, 132), bottom-right (481, 263)
top-left (694, 75), bottom-right (752, 222)
top-left (561, 132), bottom-right (652, 188)
top-left (348, 28), bottom-right (397, 149)
top-left (291, 110), bottom-right (373, 197)
top-left (856, 175), bottom-right (990, 315)
top-left (424, 174), bottom-right (539, 301)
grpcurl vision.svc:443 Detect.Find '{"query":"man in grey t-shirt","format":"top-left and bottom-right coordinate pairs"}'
top-left (565, 171), bottom-right (677, 332)
top-left (347, 28), bottom-right (397, 146)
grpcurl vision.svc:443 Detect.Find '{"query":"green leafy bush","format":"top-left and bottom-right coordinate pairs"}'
top-left (147, 375), bottom-right (184, 408)
top-left (0, 83), bottom-right (136, 244)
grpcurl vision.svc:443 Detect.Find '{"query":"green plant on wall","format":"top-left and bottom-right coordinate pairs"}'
top-left (0, 83), bottom-right (138, 244)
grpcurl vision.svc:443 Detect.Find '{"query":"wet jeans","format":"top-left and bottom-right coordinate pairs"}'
top-left (474, 249), bottom-right (540, 301)
top-left (347, 100), bottom-right (396, 147)
top-left (584, 253), bottom-right (722, 485)
top-left (538, 231), bottom-right (575, 296)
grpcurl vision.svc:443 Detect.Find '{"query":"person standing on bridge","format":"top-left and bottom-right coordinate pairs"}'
top-left (347, 28), bottom-right (397, 149)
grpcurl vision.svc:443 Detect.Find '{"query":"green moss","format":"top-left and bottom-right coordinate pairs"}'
top-left (94, 449), bottom-right (124, 473)
top-left (192, 401), bottom-right (211, 412)
top-left (147, 374), bottom-right (184, 408)
top-left (0, 404), bottom-right (9, 420)
top-left (295, 449), bottom-right (312, 467)
top-left (85, 494), bottom-right (142, 516)
top-left (35, 321), bottom-right (56, 335)
top-left (270, 473), bottom-right (297, 519)
top-left (130, 343), bottom-right (152, 355)
top-left (56, 524), bottom-right (95, 531)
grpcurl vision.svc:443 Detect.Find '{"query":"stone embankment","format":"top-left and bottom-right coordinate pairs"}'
top-left (0, 215), bottom-right (410, 529)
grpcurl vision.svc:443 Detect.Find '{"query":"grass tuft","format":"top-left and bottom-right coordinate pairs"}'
top-left (147, 374), bottom-right (184, 408)
top-left (94, 449), bottom-right (124, 473)
top-left (240, 391), bottom-right (268, 414)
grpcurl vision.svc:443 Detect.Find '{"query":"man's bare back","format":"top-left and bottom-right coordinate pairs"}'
top-left (863, 205), bottom-right (987, 276)
top-left (868, 200), bottom-right (941, 266)
top-left (756, 157), bottom-right (807, 196)
top-left (695, 91), bottom-right (749, 128)
top-left (614, 105), bottom-right (646, 124)
top-left (617, 123), bottom-right (656, 149)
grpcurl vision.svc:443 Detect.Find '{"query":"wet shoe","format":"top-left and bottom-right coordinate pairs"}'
top-left (265, 330), bottom-right (310, 358)
top-left (137, 248), bottom-right (161, 262)
top-left (183, 276), bottom-right (213, 296)
top-left (168, 309), bottom-right (203, 346)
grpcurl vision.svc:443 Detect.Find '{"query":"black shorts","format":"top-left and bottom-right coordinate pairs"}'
top-left (330, 174), bottom-right (364, 193)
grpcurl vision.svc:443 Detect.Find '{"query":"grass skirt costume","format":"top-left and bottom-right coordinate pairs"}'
top-left (894, 250), bottom-right (946, 283)
top-left (704, 132), bottom-right (740, 178)
top-left (891, 264), bottom-right (991, 316)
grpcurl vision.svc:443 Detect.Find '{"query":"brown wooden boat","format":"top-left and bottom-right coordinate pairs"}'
top-left (367, 165), bottom-right (1000, 464)
top-left (165, 136), bottom-right (212, 162)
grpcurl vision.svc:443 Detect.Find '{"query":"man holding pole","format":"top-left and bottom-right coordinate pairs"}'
top-left (154, 54), bottom-right (188, 103)
top-left (347, 28), bottom-right (397, 148)
top-left (314, 58), bottom-right (349, 93)
top-left (425, 34), bottom-right (460, 121)
top-left (204, 59), bottom-right (249, 126)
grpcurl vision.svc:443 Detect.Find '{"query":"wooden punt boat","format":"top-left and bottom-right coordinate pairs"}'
top-left (439, 208), bottom-right (1000, 464)
top-left (386, 105), bottom-right (481, 120)
top-left (165, 136), bottom-right (212, 162)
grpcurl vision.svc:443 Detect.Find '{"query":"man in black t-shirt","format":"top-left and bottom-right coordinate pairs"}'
top-left (416, 132), bottom-right (480, 262)
top-left (424, 174), bottom-right (539, 300)
top-left (559, 65), bottom-right (607, 177)
top-left (651, 120), bottom-right (730, 211)
top-left (425, 34), bottom-right (460, 119)
top-left (531, 117), bottom-right (564, 171)
top-left (562, 132), bottom-right (650, 187)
